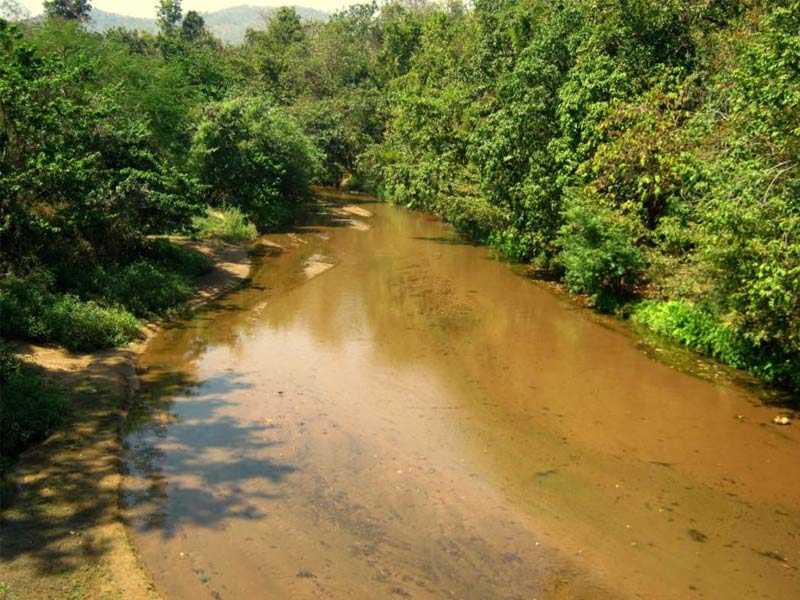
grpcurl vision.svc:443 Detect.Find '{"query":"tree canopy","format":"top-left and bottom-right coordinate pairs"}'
top-left (43, 0), bottom-right (91, 21)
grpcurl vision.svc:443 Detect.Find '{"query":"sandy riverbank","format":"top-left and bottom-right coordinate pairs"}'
top-left (0, 239), bottom-right (252, 600)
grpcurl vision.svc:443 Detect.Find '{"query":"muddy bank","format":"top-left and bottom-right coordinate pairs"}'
top-left (0, 240), bottom-right (251, 600)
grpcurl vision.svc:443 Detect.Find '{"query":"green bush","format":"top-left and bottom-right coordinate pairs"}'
top-left (43, 295), bottom-right (141, 351)
top-left (98, 262), bottom-right (193, 318)
top-left (633, 300), bottom-right (800, 390)
top-left (145, 238), bottom-right (214, 278)
top-left (55, 240), bottom-right (212, 320)
top-left (0, 275), bottom-right (55, 341)
top-left (557, 193), bottom-right (645, 308)
top-left (0, 346), bottom-right (68, 467)
top-left (437, 194), bottom-right (503, 245)
top-left (58, 238), bottom-right (214, 318)
top-left (488, 227), bottom-right (538, 264)
top-left (192, 206), bottom-right (259, 243)
top-left (190, 95), bottom-right (322, 231)
top-left (1, 239), bottom-right (214, 350)
top-left (0, 277), bottom-right (141, 351)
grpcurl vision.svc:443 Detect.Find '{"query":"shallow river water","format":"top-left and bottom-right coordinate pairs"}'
top-left (124, 195), bottom-right (799, 600)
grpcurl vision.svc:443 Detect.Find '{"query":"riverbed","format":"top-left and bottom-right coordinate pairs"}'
top-left (123, 195), bottom-right (800, 599)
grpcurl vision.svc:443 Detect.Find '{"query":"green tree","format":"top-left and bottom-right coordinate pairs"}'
top-left (43, 0), bottom-right (91, 21)
top-left (156, 0), bottom-right (182, 35)
top-left (692, 1), bottom-right (800, 360)
top-left (0, 19), bottom-right (201, 272)
top-left (242, 6), bottom-right (306, 100)
top-left (190, 96), bottom-right (321, 230)
top-left (181, 10), bottom-right (206, 43)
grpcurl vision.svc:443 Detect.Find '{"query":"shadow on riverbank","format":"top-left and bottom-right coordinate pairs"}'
top-left (0, 240), bottom-right (252, 600)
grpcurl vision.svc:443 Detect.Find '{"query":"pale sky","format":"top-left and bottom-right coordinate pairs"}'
top-left (19, 1), bottom-right (353, 18)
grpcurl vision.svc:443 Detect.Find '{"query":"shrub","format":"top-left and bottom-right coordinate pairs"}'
top-left (190, 95), bottom-right (322, 230)
top-left (488, 227), bottom-right (538, 264)
top-left (557, 192), bottom-right (645, 308)
top-left (0, 277), bottom-right (141, 351)
top-left (98, 262), bottom-right (193, 318)
top-left (1, 239), bottom-right (213, 350)
top-left (145, 238), bottom-right (214, 278)
top-left (0, 274), bottom-right (55, 341)
top-left (56, 239), bottom-right (212, 320)
top-left (0, 346), bottom-right (68, 467)
top-left (438, 194), bottom-right (504, 245)
top-left (192, 207), bottom-right (259, 243)
top-left (633, 300), bottom-right (800, 390)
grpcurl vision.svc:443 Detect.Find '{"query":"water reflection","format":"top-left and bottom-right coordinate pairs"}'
top-left (124, 369), bottom-right (296, 538)
top-left (123, 197), bottom-right (800, 600)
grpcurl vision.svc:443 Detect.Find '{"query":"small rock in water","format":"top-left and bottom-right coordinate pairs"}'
top-left (772, 416), bottom-right (791, 426)
top-left (296, 570), bottom-right (315, 579)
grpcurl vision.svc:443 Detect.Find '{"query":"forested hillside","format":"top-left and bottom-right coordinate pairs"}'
top-left (1, 0), bottom-right (798, 459)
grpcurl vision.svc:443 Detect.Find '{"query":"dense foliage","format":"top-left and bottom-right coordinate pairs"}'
top-left (0, 1), bottom-right (320, 356)
top-left (232, 0), bottom-right (795, 390)
top-left (190, 95), bottom-right (321, 230)
top-left (299, 0), bottom-right (797, 390)
top-left (1, 0), bottom-right (798, 414)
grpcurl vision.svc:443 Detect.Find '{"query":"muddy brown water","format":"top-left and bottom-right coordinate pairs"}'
top-left (124, 196), bottom-right (800, 600)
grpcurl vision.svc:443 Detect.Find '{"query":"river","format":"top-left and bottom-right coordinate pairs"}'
top-left (123, 193), bottom-right (800, 599)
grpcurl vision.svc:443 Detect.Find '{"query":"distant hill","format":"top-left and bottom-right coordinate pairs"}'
top-left (89, 9), bottom-right (158, 35)
top-left (88, 5), bottom-right (330, 45)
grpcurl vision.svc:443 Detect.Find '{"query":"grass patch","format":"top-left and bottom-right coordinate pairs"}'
top-left (632, 300), bottom-right (800, 391)
top-left (93, 262), bottom-right (194, 318)
top-left (0, 345), bottom-right (68, 470)
top-left (145, 237), bottom-right (214, 278)
top-left (1, 240), bottom-right (214, 350)
top-left (0, 277), bottom-right (141, 351)
top-left (45, 294), bottom-right (142, 350)
top-left (192, 206), bottom-right (258, 243)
